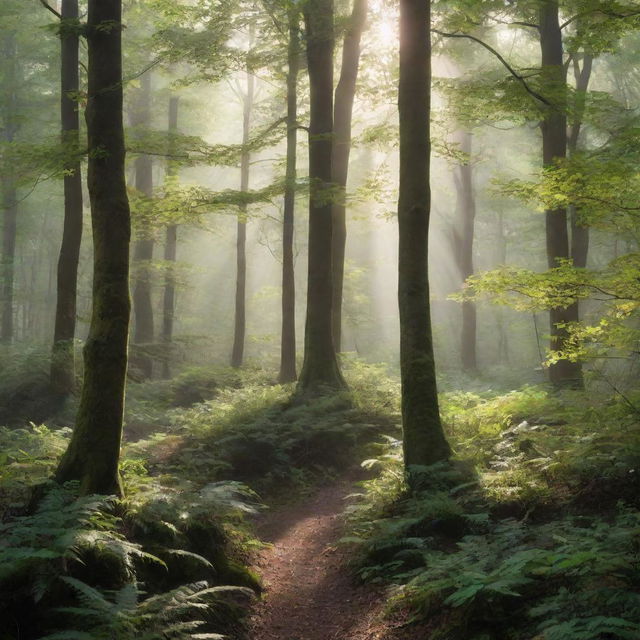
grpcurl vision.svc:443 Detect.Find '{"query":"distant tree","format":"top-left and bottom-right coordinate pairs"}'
top-left (452, 130), bottom-right (477, 372)
top-left (130, 70), bottom-right (155, 379)
top-left (1, 32), bottom-right (19, 344)
top-left (161, 95), bottom-right (180, 380)
top-left (231, 22), bottom-right (256, 369)
top-left (279, 1), bottom-right (300, 384)
top-left (331, 0), bottom-right (367, 354)
top-left (398, 0), bottom-right (450, 472)
top-left (50, 0), bottom-right (84, 394)
top-left (55, 0), bottom-right (131, 496)
top-left (297, 0), bottom-right (346, 391)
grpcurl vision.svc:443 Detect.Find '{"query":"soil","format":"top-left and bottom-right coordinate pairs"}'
top-left (248, 475), bottom-right (428, 640)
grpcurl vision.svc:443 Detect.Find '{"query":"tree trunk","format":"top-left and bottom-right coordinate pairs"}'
top-left (298, 0), bottom-right (346, 392)
top-left (161, 95), bottom-right (179, 380)
top-left (398, 0), bottom-right (450, 472)
top-left (231, 40), bottom-right (255, 369)
top-left (331, 0), bottom-right (367, 353)
top-left (1, 33), bottom-right (18, 344)
top-left (55, 0), bottom-right (131, 497)
top-left (279, 5), bottom-right (300, 384)
top-left (539, 0), bottom-right (582, 388)
top-left (51, 0), bottom-right (84, 394)
top-left (453, 130), bottom-right (477, 372)
top-left (131, 71), bottom-right (154, 379)
top-left (569, 54), bottom-right (593, 270)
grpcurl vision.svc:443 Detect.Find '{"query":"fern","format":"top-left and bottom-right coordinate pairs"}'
top-left (39, 579), bottom-right (252, 640)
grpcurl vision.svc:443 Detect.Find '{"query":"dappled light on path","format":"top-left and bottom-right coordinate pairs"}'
top-left (248, 478), bottom-right (418, 640)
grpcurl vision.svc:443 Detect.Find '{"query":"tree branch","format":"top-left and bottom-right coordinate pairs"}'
top-left (432, 29), bottom-right (551, 106)
top-left (561, 9), bottom-right (640, 30)
top-left (38, 0), bottom-right (62, 20)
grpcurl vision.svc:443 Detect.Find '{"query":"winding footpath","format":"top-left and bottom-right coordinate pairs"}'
top-left (248, 477), bottom-right (424, 640)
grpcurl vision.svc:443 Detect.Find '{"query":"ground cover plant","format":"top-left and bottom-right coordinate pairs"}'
top-left (2, 0), bottom-right (640, 637)
top-left (346, 386), bottom-right (640, 640)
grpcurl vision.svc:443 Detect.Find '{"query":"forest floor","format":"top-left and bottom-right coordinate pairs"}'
top-left (248, 473), bottom-right (426, 640)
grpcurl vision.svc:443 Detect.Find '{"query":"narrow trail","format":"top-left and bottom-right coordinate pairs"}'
top-left (248, 476), bottom-right (421, 640)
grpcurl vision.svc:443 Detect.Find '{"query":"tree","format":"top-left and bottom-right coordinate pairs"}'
top-left (539, 0), bottom-right (582, 387)
top-left (161, 95), bottom-right (180, 380)
top-left (452, 129), bottom-right (477, 372)
top-left (398, 0), bottom-right (450, 471)
top-left (50, 0), bottom-right (84, 394)
top-left (297, 0), bottom-right (346, 392)
top-left (130, 70), bottom-right (155, 379)
top-left (279, 1), bottom-right (300, 383)
top-left (231, 22), bottom-right (256, 369)
top-left (55, 0), bottom-right (131, 496)
top-left (1, 32), bottom-right (19, 344)
top-left (331, 0), bottom-right (367, 354)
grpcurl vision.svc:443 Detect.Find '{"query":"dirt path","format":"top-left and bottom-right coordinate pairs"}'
top-left (248, 477), bottom-right (420, 640)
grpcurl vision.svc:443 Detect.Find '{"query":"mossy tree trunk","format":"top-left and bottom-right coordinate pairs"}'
top-left (55, 0), bottom-right (131, 497)
top-left (398, 0), bottom-right (450, 473)
top-left (539, 0), bottom-right (582, 389)
top-left (279, 5), bottom-right (300, 384)
top-left (331, 0), bottom-right (367, 354)
top-left (51, 0), bottom-right (84, 394)
top-left (298, 0), bottom-right (346, 392)
top-left (161, 95), bottom-right (179, 380)
top-left (130, 70), bottom-right (154, 379)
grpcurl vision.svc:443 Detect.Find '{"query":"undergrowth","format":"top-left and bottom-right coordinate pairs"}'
top-left (347, 386), bottom-right (640, 640)
top-left (0, 359), bottom-right (400, 639)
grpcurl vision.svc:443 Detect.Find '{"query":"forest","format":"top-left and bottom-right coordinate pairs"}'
top-left (1, 0), bottom-right (640, 638)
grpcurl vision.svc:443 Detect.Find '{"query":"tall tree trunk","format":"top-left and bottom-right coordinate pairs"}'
top-left (453, 130), bottom-right (477, 372)
top-left (569, 54), bottom-right (593, 269)
top-left (231, 40), bottom-right (255, 369)
top-left (331, 0), bottom-right (367, 353)
top-left (298, 0), bottom-right (346, 392)
top-left (161, 95), bottom-right (179, 380)
top-left (539, 0), bottom-right (582, 388)
top-left (279, 5), bottom-right (300, 383)
top-left (55, 0), bottom-right (131, 497)
top-left (1, 33), bottom-right (18, 344)
top-left (51, 0), bottom-right (84, 394)
top-left (398, 0), bottom-right (450, 472)
top-left (131, 71), bottom-right (154, 379)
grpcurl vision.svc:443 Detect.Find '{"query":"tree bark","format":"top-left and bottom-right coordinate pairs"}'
top-left (539, 0), bottom-right (582, 388)
top-left (453, 130), bottom-right (477, 372)
top-left (55, 0), bottom-right (131, 497)
top-left (161, 95), bottom-right (179, 380)
top-left (331, 0), bottom-right (367, 353)
top-left (398, 0), bottom-right (450, 472)
top-left (1, 33), bottom-right (18, 344)
top-left (51, 0), bottom-right (84, 394)
top-left (231, 35), bottom-right (255, 370)
top-left (279, 5), bottom-right (300, 384)
top-left (298, 0), bottom-right (346, 392)
top-left (130, 71), bottom-right (154, 379)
